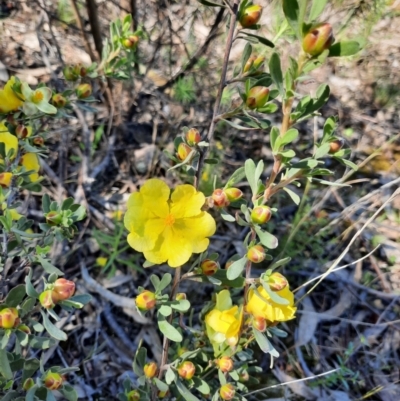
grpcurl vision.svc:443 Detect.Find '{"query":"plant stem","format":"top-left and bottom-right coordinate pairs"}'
top-left (194, 1), bottom-right (240, 189)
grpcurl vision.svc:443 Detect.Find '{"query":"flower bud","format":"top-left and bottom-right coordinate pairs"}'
top-left (177, 361), bottom-right (196, 380)
top-left (0, 173), bottom-right (13, 188)
top-left (243, 55), bottom-right (257, 73)
top-left (52, 93), bottom-right (67, 108)
top-left (247, 245), bottom-right (266, 263)
top-left (23, 378), bottom-right (34, 391)
top-left (0, 307), bottom-right (19, 329)
top-left (143, 362), bottom-right (157, 379)
top-left (127, 389), bottom-right (140, 401)
top-left (253, 55), bottom-right (265, 69)
top-left (239, 5), bottom-right (262, 28)
top-left (175, 293), bottom-right (187, 301)
top-left (329, 138), bottom-right (344, 154)
top-left (252, 316), bottom-right (267, 332)
top-left (39, 290), bottom-right (56, 309)
top-left (77, 64), bottom-right (87, 77)
top-left (246, 86), bottom-right (269, 109)
top-left (33, 136), bottom-right (45, 147)
top-left (43, 372), bottom-right (63, 390)
top-left (217, 356), bottom-right (234, 373)
top-left (53, 278), bottom-right (76, 301)
top-left (251, 205), bottom-right (272, 224)
top-left (268, 272), bottom-right (288, 292)
top-left (302, 23), bottom-right (334, 57)
top-left (76, 83), bottom-right (92, 99)
top-left (224, 188), bottom-right (243, 202)
top-left (45, 211), bottom-right (63, 226)
top-left (226, 336), bottom-right (238, 347)
top-left (211, 188), bottom-right (230, 208)
top-left (240, 371), bottom-right (250, 382)
top-left (16, 124), bottom-right (29, 138)
top-left (136, 290), bottom-right (156, 311)
top-left (122, 35), bottom-right (139, 49)
top-left (17, 324), bottom-right (31, 334)
top-left (185, 128), bottom-right (201, 146)
top-left (177, 142), bottom-right (193, 161)
top-left (63, 66), bottom-right (78, 81)
top-left (220, 383), bottom-right (235, 400)
top-left (158, 390), bottom-right (169, 398)
top-left (200, 259), bottom-right (219, 276)
top-left (177, 346), bottom-right (188, 357)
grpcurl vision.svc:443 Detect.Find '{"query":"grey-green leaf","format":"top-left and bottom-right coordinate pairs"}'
top-left (328, 41), bottom-right (361, 57)
top-left (0, 349), bottom-right (13, 379)
top-left (253, 328), bottom-right (280, 356)
top-left (158, 316), bottom-right (182, 342)
top-left (40, 311), bottom-right (67, 341)
top-left (254, 226), bottom-right (278, 249)
top-left (175, 378), bottom-right (201, 401)
top-left (269, 53), bottom-right (283, 95)
top-left (226, 256), bottom-right (247, 280)
top-left (5, 284), bottom-right (25, 307)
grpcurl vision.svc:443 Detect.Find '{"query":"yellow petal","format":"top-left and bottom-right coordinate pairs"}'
top-left (20, 153), bottom-right (40, 182)
top-left (140, 178), bottom-right (170, 217)
top-left (0, 172), bottom-right (13, 187)
top-left (171, 184), bottom-right (206, 218)
top-left (0, 125), bottom-right (18, 159)
top-left (0, 77), bottom-right (24, 113)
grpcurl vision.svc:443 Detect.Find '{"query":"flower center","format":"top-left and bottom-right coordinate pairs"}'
top-left (165, 213), bottom-right (175, 227)
top-left (32, 90), bottom-right (44, 103)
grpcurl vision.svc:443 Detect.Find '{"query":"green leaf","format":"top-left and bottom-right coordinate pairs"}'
top-left (283, 187), bottom-right (300, 205)
top-left (312, 178), bottom-right (350, 187)
top-left (278, 149), bottom-right (296, 158)
top-left (240, 42), bottom-right (252, 72)
top-left (334, 157), bottom-right (358, 171)
top-left (242, 32), bottom-right (274, 48)
top-left (193, 378), bottom-right (210, 395)
top-left (40, 311), bottom-right (67, 341)
top-left (59, 384), bottom-right (78, 401)
top-left (220, 209), bottom-right (235, 222)
top-left (165, 368), bottom-right (176, 385)
top-left (158, 305), bottom-right (172, 317)
top-left (37, 256), bottom-right (64, 276)
top-left (245, 159), bottom-right (256, 194)
top-left (67, 294), bottom-right (91, 305)
top-left (211, 269), bottom-right (245, 288)
top-left (0, 349), bottom-right (12, 379)
top-left (253, 328), bottom-right (279, 356)
top-left (269, 257), bottom-right (291, 270)
top-left (270, 127), bottom-right (279, 151)
top-left (328, 41), bottom-right (361, 57)
top-left (197, 0), bottom-right (224, 6)
top-left (282, 0), bottom-right (300, 37)
top-left (25, 385), bottom-right (38, 401)
top-left (170, 300), bottom-right (190, 312)
top-left (159, 273), bottom-right (172, 292)
top-left (175, 378), bottom-right (201, 401)
top-left (21, 358), bottom-right (40, 384)
top-left (275, 128), bottom-right (298, 149)
top-left (204, 158), bottom-right (219, 164)
top-left (154, 378), bottom-right (169, 392)
top-left (133, 347), bottom-right (147, 375)
top-left (225, 167), bottom-right (246, 188)
top-left (254, 226), bottom-right (278, 249)
top-left (5, 284), bottom-right (25, 307)
top-left (221, 119), bottom-right (257, 131)
top-left (46, 389), bottom-right (58, 401)
top-left (29, 336), bottom-right (57, 349)
top-left (314, 143), bottom-right (331, 159)
top-left (42, 194), bottom-right (51, 213)
top-left (158, 315), bottom-right (182, 342)
top-left (226, 256), bottom-right (247, 280)
top-left (269, 53), bottom-right (283, 95)
top-left (309, 0), bottom-right (328, 21)
top-left (25, 269), bottom-right (39, 298)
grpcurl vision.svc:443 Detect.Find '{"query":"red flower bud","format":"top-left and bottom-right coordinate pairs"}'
top-left (52, 93), bottom-right (67, 108)
top-left (224, 188), bottom-right (243, 202)
top-left (240, 371), bottom-right (250, 382)
top-left (23, 378), bottom-right (34, 391)
top-left (177, 361), bottom-right (196, 380)
top-left (39, 290), bottom-right (57, 309)
top-left (175, 292), bottom-right (187, 301)
top-left (302, 23), bottom-right (334, 56)
top-left (0, 307), bottom-right (19, 329)
top-left (247, 244), bottom-right (266, 263)
top-left (246, 86), bottom-right (269, 109)
top-left (239, 5), bottom-right (262, 28)
top-left (243, 55), bottom-right (257, 73)
top-left (76, 83), bottom-right (92, 99)
top-left (211, 189), bottom-right (230, 208)
top-left (33, 136), bottom-right (45, 146)
top-left (220, 383), bottom-right (235, 400)
top-left (43, 372), bottom-right (63, 390)
top-left (177, 142), bottom-right (193, 161)
top-left (268, 272), bottom-right (288, 292)
top-left (127, 390), bottom-right (140, 401)
top-left (185, 128), bottom-right (201, 146)
top-left (201, 259), bottom-right (219, 276)
top-left (16, 124), bottom-right (29, 138)
top-left (252, 316), bottom-right (267, 332)
top-left (251, 205), bottom-right (272, 224)
top-left (17, 324), bottom-right (31, 334)
top-left (136, 290), bottom-right (156, 311)
top-left (143, 362), bottom-right (157, 378)
top-left (45, 211), bottom-right (63, 226)
top-left (53, 278), bottom-right (76, 301)
top-left (63, 66), bottom-right (79, 81)
top-left (329, 138), bottom-right (344, 154)
top-left (217, 356), bottom-right (234, 373)
top-left (253, 55), bottom-right (265, 69)
top-left (122, 35), bottom-right (139, 49)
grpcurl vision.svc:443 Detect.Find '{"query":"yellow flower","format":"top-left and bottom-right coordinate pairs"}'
top-left (96, 257), bottom-right (108, 267)
top-left (0, 172), bottom-right (13, 187)
top-left (21, 83), bottom-right (57, 116)
top-left (0, 77), bottom-right (24, 114)
top-left (20, 153), bottom-right (40, 182)
top-left (246, 285), bottom-right (296, 323)
top-left (0, 122), bottom-right (18, 160)
top-left (205, 290), bottom-right (243, 354)
top-left (124, 178), bottom-right (216, 268)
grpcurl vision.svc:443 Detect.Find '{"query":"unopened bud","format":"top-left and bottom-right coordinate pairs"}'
top-left (220, 383), bottom-right (235, 400)
top-left (39, 290), bottom-right (56, 309)
top-left (33, 137), bottom-right (45, 147)
top-left (53, 278), bottom-right (76, 301)
top-left (201, 259), bottom-right (219, 276)
top-left (122, 35), bottom-right (139, 49)
top-left (52, 93), bottom-right (67, 108)
top-left (185, 128), bottom-right (201, 146)
top-left (177, 346), bottom-right (188, 357)
top-left (76, 83), bottom-right (92, 99)
top-left (127, 389), bottom-right (140, 401)
top-left (252, 316), bottom-right (267, 332)
top-left (246, 86), bottom-right (269, 109)
top-left (17, 324), bottom-right (31, 334)
top-left (177, 361), bottom-right (196, 380)
top-left (16, 124), bottom-right (29, 138)
top-left (217, 356), bottom-right (234, 373)
top-left (158, 390), bottom-right (169, 398)
top-left (177, 142), bottom-right (193, 161)
top-left (0, 307), bottom-right (19, 329)
top-left (239, 5), bottom-right (262, 28)
top-left (45, 211), bottom-right (63, 226)
top-left (0, 173), bottom-right (13, 188)
top-left (329, 138), bottom-right (344, 154)
top-left (302, 23), bottom-right (334, 56)
top-left (243, 55), bottom-right (256, 73)
top-left (77, 64), bottom-right (87, 77)
top-left (253, 55), bottom-right (265, 69)
top-left (143, 362), bottom-right (157, 379)
top-left (175, 293), bottom-right (187, 301)
top-left (23, 378), bottom-right (34, 391)
top-left (268, 272), bottom-right (288, 292)
top-left (240, 371), bottom-right (250, 382)
top-left (43, 372), bottom-right (63, 390)
top-left (136, 290), bottom-right (156, 311)
top-left (63, 66), bottom-right (78, 81)
top-left (224, 188), bottom-right (243, 202)
top-left (247, 245), bottom-right (266, 263)
top-left (251, 205), bottom-right (272, 224)
top-left (211, 189), bottom-right (230, 208)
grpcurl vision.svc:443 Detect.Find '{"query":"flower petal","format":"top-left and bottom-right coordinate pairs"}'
top-left (140, 179), bottom-right (170, 217)
top-left (171, 184), bottom-right (206, 218)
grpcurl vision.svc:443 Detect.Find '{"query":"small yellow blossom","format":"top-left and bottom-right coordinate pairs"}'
top-left (246, 285), bottom-right (296, 323)
top-left (0, 122), bottom-right (18, 160)
top-left (124, 178), bottom-right (216, 268)
top-left (205, 290), bottom-right (243, 354)
top-left (0, 172), bottom-right (13, 187)
top-left (8, 208), bottom-right (22, 220)
top-left (20, 153), bottom-right (40, 182)
top-left (96, 257), bottom-right (108, 267)
top-left (0, 77), bottom-right (24, 114)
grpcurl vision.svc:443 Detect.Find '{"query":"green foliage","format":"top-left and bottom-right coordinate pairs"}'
top-left (173, 76), bottom-right (197, 104)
